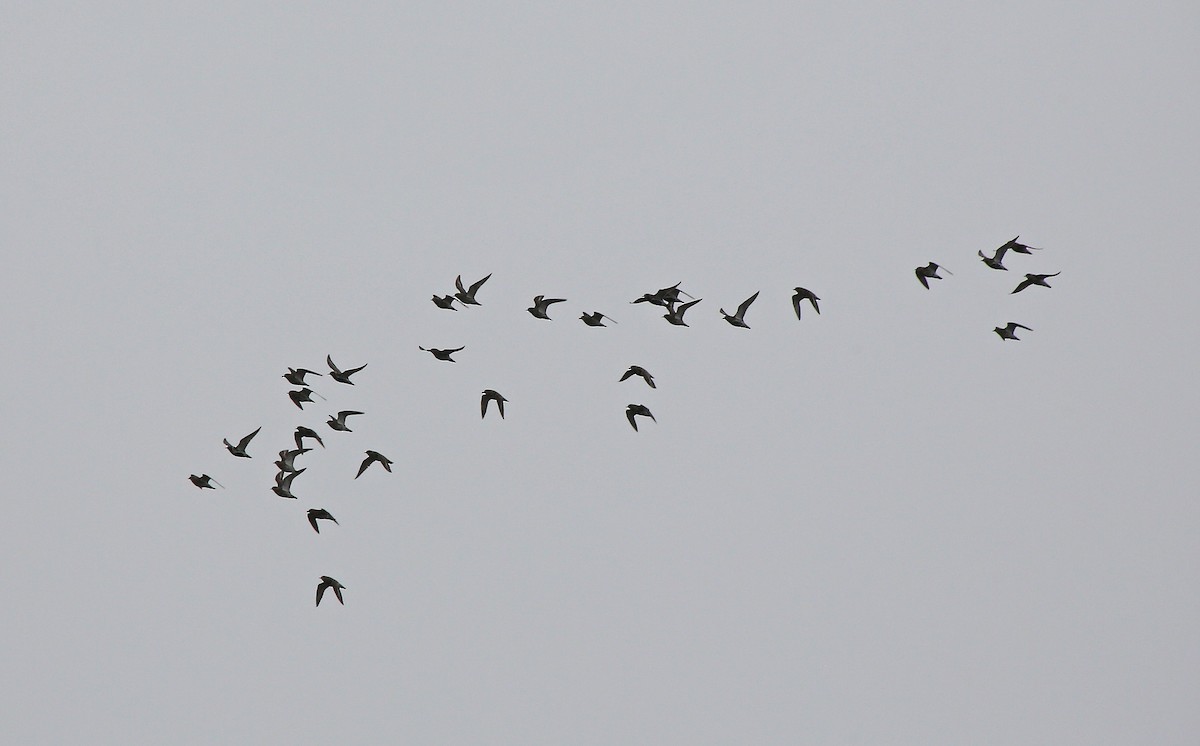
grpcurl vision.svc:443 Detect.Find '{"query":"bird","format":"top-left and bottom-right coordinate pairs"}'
top-left (663, 298), bottom-right (702, 326)
top-left (454, 273), bottom-right (492, 306)
top-left (481, 389), bottom-right (507, 419)
top-left (223, 427), bottom-right (261, 458)
top-left (978, 248), bottom-right (1009, 270)
top-left (307, 508), bottom-right (339, 534)
top-left (288, 388), bottom-right (324, 410)
top-left (626, 404), bottom-right (656, 431)
top-left (527, 295), bottom-right (567, 319)
top-left (327, 411), bottom-right (363, 432)
top-left (619, 365), bottom-right (655, 388)
top-left (419, 346), bottom-right (464, 362)
top-left (792, 288), bottom-right (820, 319)
top-left (355, 450), bottom-right (393, 478)
top-left (189, 474), bottom-right (223, 489)
top-left (580, 311), bottom-right (616, 327)
top-left (631, 282), bottom-right (693, 307)
top-left (275, 448), bottom-right (310, 473)
top-left (326, 355), bottom-right (367, 384)
top-left (432, 294), bottom-right (461, 310)
top-left (998, 236), bottom-right (1042, 254)
top-left (719, 291), bottom-right (759, 328)
top-left (1011, 272), bottom-right (1061, 294)
top-left (283, 367), bottom-right (322, 386)
top-left (994, 322), bottom-right (1033, 341)
top-left (316, 576), bottom-right (346, 606)
top-left (915, 262), bottom-right (952, 289)
top-left (272, 468), bottom-right (305, 499)
top-left (294, 425), bottom-right (324, 450)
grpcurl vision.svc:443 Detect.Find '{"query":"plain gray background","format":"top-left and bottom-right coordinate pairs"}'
top-left (3, 2), bottom-right (1197, 743)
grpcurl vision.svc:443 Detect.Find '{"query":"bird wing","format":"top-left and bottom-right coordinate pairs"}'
top-left (481, 394), bottom-right (490, 418)
top-left (468, 273), bottom-right (492, 295)
top-left (619, 368), bottom-right (634, 382)
top-left (308, 512), bottom-right (320, 533)
top-left (237, 426), bottom-right (262, 449)
top-left (626, 408), bottom-right (639, 431)
top-left (1014, 323), bottom-right (1033, 331)
top-left (343, 363), bottom-right (367, 376)
top-left (455, 275), bottom-right (467, 294)
top-left (332, 585), bottom-right (344, 604)
top-left (916, 269), bottom-right (929, 289)
top-left (792, 294), bottom-right (803, 320)
top-left (449, 346), bottom-right (465, 353)
top-left (316, 582), bottom-right (327, 606)
top-left (355, 456), bottom-right (372, 479)
top-left (1012, 277), bottom-right (1033, 294)
top-left (326, 355), bottom-right (342, 375)
top-left (736, 291), bottom-right (759, 318)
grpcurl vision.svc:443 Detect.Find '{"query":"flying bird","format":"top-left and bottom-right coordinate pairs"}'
top-left (663, 298), bottom-right (702, 326)
top-left (792, 288), bottom-right (820, 319)
top-left (527, 295), bottom-right (567, 319)
top-left (288, 388), bottom-right (324, 410)
top-left (994, 322), bottom-right (1033, 341)
top-left (355, 450), bottom-right (393, 478)
top-left (454, 273), bottom-right (492, 306)
top-left (294, 425), bottom-right (324, 450)
top-left (275, 448), bottom-right (310, 473)
top-left (1011, 272), bottom-right (1061, 294)
top-left (189, 474), bottom-right (223, 489)
top-left (223, 426), bottom-right (261, 458)
top-left (283, 367), bottom-right (322, 386)
top-left (272, 468), bottom-right (305, 499)
top-left (481, 389), bottom-right (507, 419)
top-left (326, 355), bottom-right (367, 384)
top-left (719, 291), bottom-right (759, 328)
top-left (999, 236), bottom-right (1042, 254)
top-left (626, 404), bottom-right (656, 431)
top-left (316, 576), bottom-right (346, 606)
top-left (432, 294), bottom-right (461, 310)
top-left (978, 248), bottom-right (1009, 270)
top-left (631, 282), bottom-right (693, 307)
top-left (580, 311), bottom-right (616, 327)
top-left (307, 508), bottom-right (339, 534)
top-left (327, 410), bottom-right (364, 432)
top-left (915, 262), bottom-right (952, 289)
top-left (419, 346), bottom-right (464, 362)
top-left (620, 365), bottom-right (655, 388)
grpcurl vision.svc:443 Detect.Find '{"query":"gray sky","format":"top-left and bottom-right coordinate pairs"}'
top-left (3, 2), bottom-right (1198, 743)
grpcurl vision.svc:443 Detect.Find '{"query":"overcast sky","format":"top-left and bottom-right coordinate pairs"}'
top-left (3, 2), bottom-right (1198, 743)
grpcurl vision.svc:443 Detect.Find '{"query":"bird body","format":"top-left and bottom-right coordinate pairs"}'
top-left (356, 450), bottom-right (393, 478)
top-left (527, 295), bottom-right (567, 319)
top-left (719, 291), bottom-right (759, 328)
top-left (481, 389), bottom-right (507, 419)
top-left (316, 576), bottom-right (346, 606)
top-left (792, 288), bottom-right (820, 319)
top-left (1011, 272), bottom-right (1060, 294)
top-left (327, 411), bottom-right (363, 432)
top-left (223, 426), bottom-right (261, 458)
top-left (326, 355), bottom-right (367, 384)
top-left (620, 365), bottom-right (655, 388)
top-left (994, 322), bottom-right (1033, 340)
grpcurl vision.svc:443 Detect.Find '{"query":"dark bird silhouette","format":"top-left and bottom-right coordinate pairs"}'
top-left (631, 282), bottom-right (693, 307)
top-left (994, 322), bottom-right (1033, 341)
top-left (327, 410), bottom-right (363, 432)
top-left (355, 450), bottom-right (393, 478)
top-left (275, 448), bottom-right (310, 473)
top-left (307, 508), bottom-right (338, 534)
top-left (432, 294), bottom-right (461, 310)
top-left (663, 298), bottom-right (702, 326)
top-left (792, 288), bottom-right (820, 319)
top-left (288, 388), bottom-right (325, 410)
top-left (719, 291), bottom-right (759, 328)
top-left (283, 367), bottom-right (322, 386)
top-left (454, 273), bottom-right (491, 306)
top-left (1011, 272), bottom-right (1061, 294)
top-left (294, 425), bottom-right (324, 450)
top-left (999, 236), bottom-right (1042, 254)
top-left (189, 474), bottom-right (223, 489)
top-left (915, 262), bottom-right (952, 289)
top-left (626, 404), bottom-right (656, 431)
top-left (527, 295), bottom-right (567, 319)
top-left (326, 355), bottom-right (367, 384)
top-left (316, 576), bottom-right (346, 606)
top-left (580, 311), bottom-right (616, 327)
top-left (978, 248), bottom-right (1009, 270)
top-left (272, 468), bottom-right (305, 499)
top-left (419, 346), bottom-right (464, 362)
top-left (481, 389), bottom-right (507, 419)
top-left (223, 427), bottom-right (261, 458)
top-left (620, 365), bottom-right (656, 388)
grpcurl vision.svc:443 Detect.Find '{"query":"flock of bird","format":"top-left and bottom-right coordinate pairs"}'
top-left (189, 236), bottom-right (1057, 608)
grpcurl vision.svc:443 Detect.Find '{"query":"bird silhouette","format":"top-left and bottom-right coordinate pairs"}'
top-left (994, 322), bottom-right (1033, 341)
top-left (419, 346), bottom-right (464, 362)
top-left (355, 450), bottom-right (393, 478)
top-left (454, 273), bottom-right (492, 306)
top-left (307, 508), bottom-right (338, 533)
top-left (792, 288), bottom-right (820, 319)
top-left (432, 294), bottom-right (462, 310)
top-left (294, 426), bottom-right (324, 450)
top-left (631, 282), bottom-right (693, 307)
top-left (915, 262), bottom-right (952, 289)
top-left (620, 365), bottom-right (656, 388)
top-left (998, 236), bottom-right (1042, 254)
top-left (580, 311), bottom-right (616, 327)
top-left (316, 576), bottom-right (346, 606)
top-left (189, 474), bottom-right (223, 489)
top-left (272, 468), bottom-right (305, 499)
top-left (223, 427), bottom-right (261, 458)
top-left (527, 295), bottom-right (567, 319)
top-left (626, 404), bottom-right (656, 431)
top-left (288, 388), bottom-right (325, 410)
top-left (663, 298), bottom-right (702, 326)
top-left (326, 355), bottom-right (367, 384)
top-left (719, 291), bottom-right (759, 328)
top-left (978, 248), bottom-right (1009, 270)
top-left (327, 411), bottom-right (363, 432)
top-left (1011, 272), bottom-right (1061, 294)
top-left (275, 448), bottom-right (310, 473)
top-left (481, 389), bottom-right (507, 419)
top-left (283, 367), bottom-right (322, 386)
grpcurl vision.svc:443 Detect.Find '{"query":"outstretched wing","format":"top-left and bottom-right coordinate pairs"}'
top-left (237, 426), bottom-right (262, 450)
top-left (468, 273), bottom-right (492, 295)
top-left (316, 582), bottom-right (327, 606)
top-left (326, 355), bottom-right (342, 375)
top-left (736, 291), bottom-right (759, 318)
